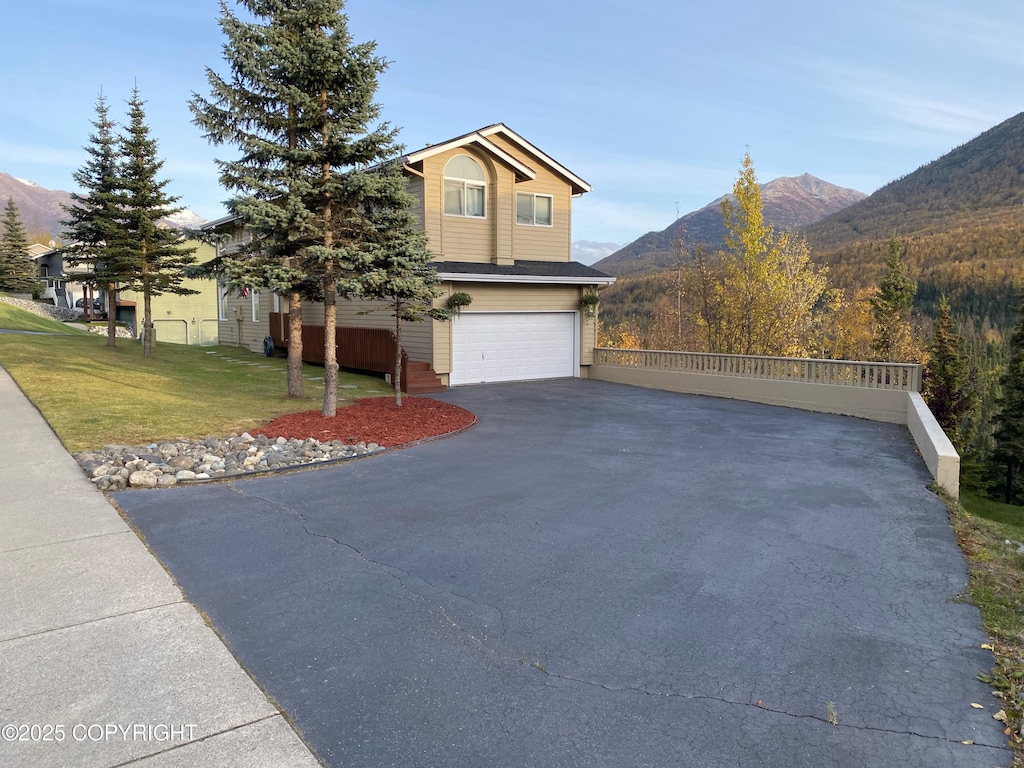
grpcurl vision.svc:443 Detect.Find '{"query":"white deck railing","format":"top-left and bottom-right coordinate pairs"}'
top-left (594, 348), bottom-right (922, 392)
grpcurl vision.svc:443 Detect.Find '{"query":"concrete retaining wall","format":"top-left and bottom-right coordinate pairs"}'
top-left (589, 364), bottom-right (960, 498)
top-left (906, 392), bottom-right (961, 500)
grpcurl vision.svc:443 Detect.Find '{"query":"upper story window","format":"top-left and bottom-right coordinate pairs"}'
top-left (516, 193), bottom-right (553, 226)
top-left (444, 155), bottom-right (486, 218)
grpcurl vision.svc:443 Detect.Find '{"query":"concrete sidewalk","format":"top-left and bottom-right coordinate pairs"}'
top-left (0, 365), bottom-right (321, 767)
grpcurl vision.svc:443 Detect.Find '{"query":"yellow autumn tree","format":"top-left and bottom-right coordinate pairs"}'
top-left (808, 286), bottom-right (877, 360)
top-left (598, 319), bottom-right (644, 350)
top-left (683, 152), bottom-right (828, 356)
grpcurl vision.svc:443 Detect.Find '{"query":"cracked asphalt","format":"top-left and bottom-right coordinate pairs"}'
top-left (115, 379), bottom-right (1012, 767)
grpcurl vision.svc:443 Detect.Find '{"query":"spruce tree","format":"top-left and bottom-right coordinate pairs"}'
top-left (117, 88), bottom-right (197, 358)
top-left (871, 235), bottom-right (917, 361)
top-left (61, 93), bottom-right (130, 346)
top-left (922, 296), bottom-right (978, 453)
top-left (991, 298), bottom-right (1024, 504)
top-left (190, 0), bottom-right (399, 415)
top-left (357, 161), bottom-right (445, 405)
top-left (0, 198), bottom-right (37, 294)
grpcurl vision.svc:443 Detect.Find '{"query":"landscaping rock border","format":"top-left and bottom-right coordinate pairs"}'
top-left (75, 432), bottom-right (383, 490)
top-left (0, 295), bottom-right (79, 322)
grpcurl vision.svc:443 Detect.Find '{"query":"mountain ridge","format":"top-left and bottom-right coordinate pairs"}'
top-left (0, 172), bottom-right (208, 240)
top-left (594, 173), bottom-right (866, 275)
top-left (805, 111), bottom-right (1024, 250)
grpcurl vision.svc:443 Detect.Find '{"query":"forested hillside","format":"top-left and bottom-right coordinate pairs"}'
top-left (601, 112), bottom-right (1024, 331)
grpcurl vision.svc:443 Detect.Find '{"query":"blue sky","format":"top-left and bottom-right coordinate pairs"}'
top-left (2, 0), bottom-right (1021, 251)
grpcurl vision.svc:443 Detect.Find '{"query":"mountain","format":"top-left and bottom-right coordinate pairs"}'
top-left (572, 240), bottom-right (622, 266)
top-left (0, 173), bottom-right (73, 238)
top-left (805, 111), bottom-right (1024, 327)
top-left (161, 208), bottom-right (210, 231)
top-left (0, 172), bottom-right (208, 239)
top-left (805, 112), bottom-right (1024, 251)
top-left (595, 174), bottom-right (865, 276)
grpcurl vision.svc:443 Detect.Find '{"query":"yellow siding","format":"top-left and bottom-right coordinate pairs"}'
top-left (455, 283), bottom-right (579, 311)
top-left (487, 134), bottom-right (572, 263)
top-left (421, 148), bottom-right (509, 264)
top-left (119, 241), bottom-right (221, 346)
top-left (416, 136), bottom-right (575, 266)
top-left (580, 306), bottom-right (597, 366)
top-left (406, 175), bottom-right (425, 232)
top-left (432, 313), bottom-right (451, 374)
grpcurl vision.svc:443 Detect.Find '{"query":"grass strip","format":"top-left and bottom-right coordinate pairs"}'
top-left (948, 490), bottom-right (1024, 764)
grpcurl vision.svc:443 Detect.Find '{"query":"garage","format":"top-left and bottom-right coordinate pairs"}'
top-left (450, 312), bottom-right (578, 385)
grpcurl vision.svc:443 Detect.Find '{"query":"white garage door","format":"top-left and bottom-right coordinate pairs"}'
top-left (450, 312), bottom-right (577, 385)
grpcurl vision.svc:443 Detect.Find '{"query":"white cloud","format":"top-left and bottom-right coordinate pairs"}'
top-left (896, 1), bottom-right (1024, 67)
top-left (801, 57), bottom-right (1016, 149)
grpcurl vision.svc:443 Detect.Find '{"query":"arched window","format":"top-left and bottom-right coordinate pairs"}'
top-left (443, 155), bottom-right (486, 218)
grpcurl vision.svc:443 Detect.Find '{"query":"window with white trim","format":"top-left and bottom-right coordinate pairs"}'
top-left (516, 193), bottom-right (553, 226)
top-left (443, 155), bottom-right (486, 218)
top-left (251, 291), bottom-right (261, 322)
top-left (218, 281), bottom-right (229, 321)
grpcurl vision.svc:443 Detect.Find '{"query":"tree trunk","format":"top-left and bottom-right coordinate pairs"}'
top-left (105, 281), bottom-right (117, 347)
top-left (284, 110), bottom-right (304, 399)
top-left (142, 282), bottom-right (153, 358)
top-left (1006, 459), bottom-right (1014, 505)
top-left (287, 291), bottom-right (304, 398)
top-left (394, 300), bottom-right (403, 406)
top-left (319, 89), bottom-right (338, 418)
top-left (322, 265), bottom-right (338, 417)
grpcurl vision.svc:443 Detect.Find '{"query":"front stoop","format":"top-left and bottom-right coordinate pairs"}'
top-left (404, 361), bottom-right (446, 394)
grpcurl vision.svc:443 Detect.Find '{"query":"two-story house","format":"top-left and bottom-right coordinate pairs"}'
top-left (212, 124), bottom-right (614, 389)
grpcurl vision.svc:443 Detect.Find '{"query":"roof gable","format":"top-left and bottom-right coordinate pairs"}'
top-left (404, 132), bottom-right (535, 182)
top-left (402, 124), bottom-right (592, 195)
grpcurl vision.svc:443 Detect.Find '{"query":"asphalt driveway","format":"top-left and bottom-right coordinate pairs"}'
top-left (116, 379), bottom-right (1011, 767)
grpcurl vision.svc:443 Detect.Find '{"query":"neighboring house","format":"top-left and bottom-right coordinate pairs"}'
top-left (117, 241), bottom-right (219, 345)
top-left (209, 124), bottom-right (614, 389)
top-left (35, 247), bottom-right (92, 312)
top-left (34, 241), bottom-right (220, 345)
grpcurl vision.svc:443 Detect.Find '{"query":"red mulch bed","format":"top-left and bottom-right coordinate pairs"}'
top-left (254, 397), bottom-right (476, 447)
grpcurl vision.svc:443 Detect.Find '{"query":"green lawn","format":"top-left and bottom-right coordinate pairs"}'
top-left (0, 304), bottom-right (391, 452)
top-left (961, 491), bottom-right (1024, 533)
top-left (0, 300), bottom-right (88, 334)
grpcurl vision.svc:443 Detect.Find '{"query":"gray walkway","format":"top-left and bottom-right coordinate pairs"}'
top-left (0, 366), bottom-right (321, 768)
top-left (115, 380), bottom-right (1012, 768)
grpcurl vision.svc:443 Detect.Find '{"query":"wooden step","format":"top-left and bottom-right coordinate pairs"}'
top-left (403, 360), bottom-right (446, 394)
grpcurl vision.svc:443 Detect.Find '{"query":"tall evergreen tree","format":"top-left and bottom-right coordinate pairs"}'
top-left (870, 235), bottom-right (917, 361)
top-left (61, 93), bottom-right (130, 346)
top-left (117, 88), bottom-right (197, 358)
top-left (922, 296), bottom-right (978, 453)
top-left (358, 162), bottom-right (446, 405)
top-left (991, 298), bottom-right (1024, 504)
top-left (0, 198), bottom-right (37, 293)
top-left (190, 0), bottom-right (399, 415)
